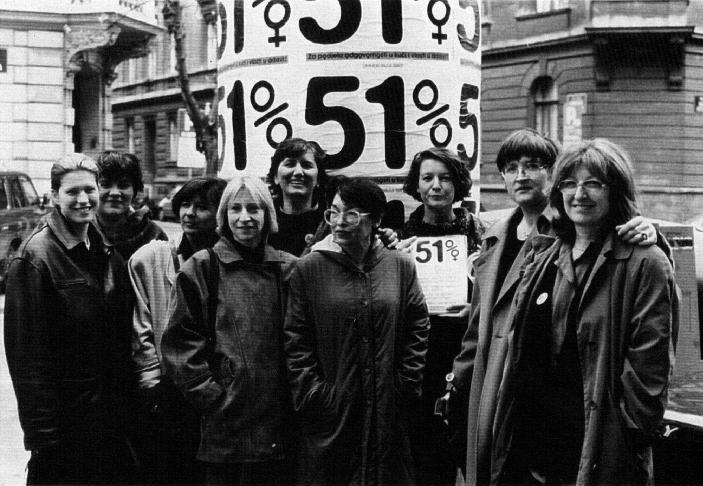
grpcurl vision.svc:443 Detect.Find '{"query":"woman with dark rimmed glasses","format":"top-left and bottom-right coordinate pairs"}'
top-left (494, 138), bottom-right (676, 484)
top-left (284, 177), bottom-right (430, 485)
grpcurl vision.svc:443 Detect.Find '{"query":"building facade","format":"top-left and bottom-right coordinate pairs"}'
top-left (0, 0), bottom-right (161, 195)
top-left (479, 0), bottom-right (703, 222)
top-left (110, 0), bottom-right (216, 200)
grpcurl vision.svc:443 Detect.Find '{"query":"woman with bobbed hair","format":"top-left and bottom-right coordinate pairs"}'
top-left (267, 137), bottom-right (329, 256)
top-left (284, 177), bottom-right (429, 485)
top-left (161, 176), bottom-right (297, 485)
top-left (401, 147), bottom-right (484, 485)
top-left (5, 153), bottom-right (136, 484)
top-left (493, 139), bottom-right (676, 485)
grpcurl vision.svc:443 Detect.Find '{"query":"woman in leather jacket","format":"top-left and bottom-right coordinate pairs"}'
top-left (4, 153), bottom-right (136, 485)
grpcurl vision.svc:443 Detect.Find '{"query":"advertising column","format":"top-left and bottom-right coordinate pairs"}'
top-left (215, 0), bottom-right (481, 207)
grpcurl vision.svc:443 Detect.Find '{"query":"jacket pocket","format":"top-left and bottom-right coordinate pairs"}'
top-left (55, 278), bottom-right (90, 290)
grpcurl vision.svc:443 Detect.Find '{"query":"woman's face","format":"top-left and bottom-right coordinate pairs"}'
top-left (562, 166), bottom-right (610, 231)
top-left (227, 187), bottom-right (265, 248)
top-left (52, 170), bottom-right (99, 228)
top-left (274, 150), bottom-right (319, 201)
top-left (418, 158), bottom-right (455, 211)
top-left (97, 176), bottom-right (135, 219)
top-left (180, 196), bottom-right (217, 237)
top-left (329, 194), bottom-right (375, 250)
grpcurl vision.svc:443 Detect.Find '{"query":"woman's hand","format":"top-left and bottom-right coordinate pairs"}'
top-left (442, 303), bottom-right (471, 318)
top-left (391, 236), bottom-right (418, 253)
top-left (379, 227), bottom-right (400, 248)
top-left (616, 216), bottom-right (656, 246)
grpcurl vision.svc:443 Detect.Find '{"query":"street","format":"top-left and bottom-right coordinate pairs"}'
top-left (0, 294), bottom-right (28, 486)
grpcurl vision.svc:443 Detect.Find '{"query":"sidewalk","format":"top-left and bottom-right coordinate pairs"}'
top-left (0, 295), bottom-right (29, 485)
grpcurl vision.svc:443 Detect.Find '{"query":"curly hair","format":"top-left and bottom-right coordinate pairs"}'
top-left (403, 147), bottom-right (471, 203)
top-left (267, 138), bottom-right (328, 206)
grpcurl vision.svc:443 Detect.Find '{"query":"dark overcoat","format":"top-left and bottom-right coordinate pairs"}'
top-left (284, 236), bottom-right (429, 485)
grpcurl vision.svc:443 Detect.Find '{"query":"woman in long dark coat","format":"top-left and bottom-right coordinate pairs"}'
top-left (489, 139), bottom-right (676, 485)
top-left (284, 177), bottom-right (430, 485)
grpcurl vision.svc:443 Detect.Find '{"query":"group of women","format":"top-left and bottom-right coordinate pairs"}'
top-left (4, 132), bottom-right (675, 486)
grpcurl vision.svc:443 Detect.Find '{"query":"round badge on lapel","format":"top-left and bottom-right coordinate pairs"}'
top-left (536, 292), bottom-right (548, 305)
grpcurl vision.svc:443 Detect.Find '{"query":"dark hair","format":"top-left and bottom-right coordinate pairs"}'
top-left (495, 128), bottom-right (561, 173)
top-left (267, 137), bottom-right (328, 205)
top-left (335, 177), bottom-right (387, 223)
top-left (403, 147), bottom-right (471, 202)
top-left (96, 151), bottom-right (144, 193)
top-left (172, 177), bottom-right (228, 216)
top-left (51, 153), bottom-right (99, 190)
top-left (549, 138), bottom-right (639, 241)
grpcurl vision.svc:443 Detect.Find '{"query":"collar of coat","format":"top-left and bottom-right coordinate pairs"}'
top-left (46, 208), bottom-right (108, 253)
top-left (211, 236), bottom-right (289, 264)
top-left (483, 205), bottom-right (555, 243)
top-left (528, 230), bottom-right (635, 263)
top-left (310, 234), bottom-right (386, 266)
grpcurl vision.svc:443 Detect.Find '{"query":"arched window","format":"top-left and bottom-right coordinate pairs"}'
top-left (532, 76), bottom-right (558, 140)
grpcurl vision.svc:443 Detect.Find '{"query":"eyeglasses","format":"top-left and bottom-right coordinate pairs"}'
top-left (324, 209), bottom-right (370, 226)
top-left (557, 179), bottom-right (608, 195)
top-left (502, 161), bottom-right (546, 176)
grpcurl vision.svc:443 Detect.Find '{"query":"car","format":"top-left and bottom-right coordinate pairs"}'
top-left (0, 171), bottom-right (49, 292)
top-left (155, 185), bottom-right (183, 221)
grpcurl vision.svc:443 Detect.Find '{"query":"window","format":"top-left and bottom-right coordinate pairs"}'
top-left (207, 22), bottom-right (218, 69)
top-left (9, 177), bottom-right (28, 208)
top-left (0, 178), bottom-right (8, 209)
top-left (169, 37), bottom-right (177, 75)
top-left (532, 77), bottom-right (558, 141)
top-left (19, 176), bottom-right (38, 206)
top-left (127, 58), bottom-right (137, 84)
top-left (535, 0), bottom-right (566, 13)
top-left (126, 117), bottom-right (135, 153)
top-left (147, 47), bottom-right (157, 79)
top-left (169, 113), bottom-right (178, 161)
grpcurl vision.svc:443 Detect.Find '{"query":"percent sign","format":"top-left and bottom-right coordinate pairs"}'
top-left (445, 239), bottom-right (461, 261)
top-left (228, 80), bottom-right (293, 170)
top-left (413, 79), bottom-right (452, 148)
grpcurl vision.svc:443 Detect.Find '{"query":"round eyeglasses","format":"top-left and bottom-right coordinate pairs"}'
top-left (324, 209), bottom-right (370, 226)
top-left (557, 179), bottom-right (608, 195)
top-left (502, 161), bottom-right (546, 176)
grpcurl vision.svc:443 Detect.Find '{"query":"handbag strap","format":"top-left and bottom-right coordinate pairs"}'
top-left (206, 247), bottom-right (219, 341)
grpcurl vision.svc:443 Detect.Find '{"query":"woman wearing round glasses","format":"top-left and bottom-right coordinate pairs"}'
top-left (494, 139), bottom-right (675, 485)
top-left (399, 147), bottom-right (484, 485)
top-left (284, 177), bottom-right (430, 485)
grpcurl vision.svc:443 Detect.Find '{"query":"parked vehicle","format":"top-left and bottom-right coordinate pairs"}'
top-left (155, 185), bottom-right (182, 221)
top-left (0, 171), bottom-right (49, 292)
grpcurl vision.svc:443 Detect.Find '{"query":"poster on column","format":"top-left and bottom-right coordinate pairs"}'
top-left (215, 0), bottom-right (482, 207)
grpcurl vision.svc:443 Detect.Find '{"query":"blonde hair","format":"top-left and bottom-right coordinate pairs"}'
top-left (50, 153), bottom-right (99, 190)
top-left (216, 176), bottom-right (278, 242)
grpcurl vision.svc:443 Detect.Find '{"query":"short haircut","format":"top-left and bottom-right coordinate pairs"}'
top-left (550, 138), bottom-right (639, 240)
top-left (96, 151), bottom-right (144, 193)
top-left (216, 176), bottom-right (278, 242)
top-left (50, 153), bottom-right (99, 191)
top-left (267, 137), bottom-right (328, 205)
top-left (403, 147), bottom-right (471, 202)
top-left (172, 177), bottom-right (228, 216)
top-left (495, 128), bottom-right (561, 173)
top-left (334, 177), bottom-right (387, 223)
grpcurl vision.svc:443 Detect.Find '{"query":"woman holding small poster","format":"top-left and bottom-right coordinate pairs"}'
top-left (401, 147), bottom-right (484, 486)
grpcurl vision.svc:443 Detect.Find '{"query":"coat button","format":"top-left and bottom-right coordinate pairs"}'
top-left (361, 299), bottom-right (368, 307)
top-left (271, 443), bottom-right (277, 448)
